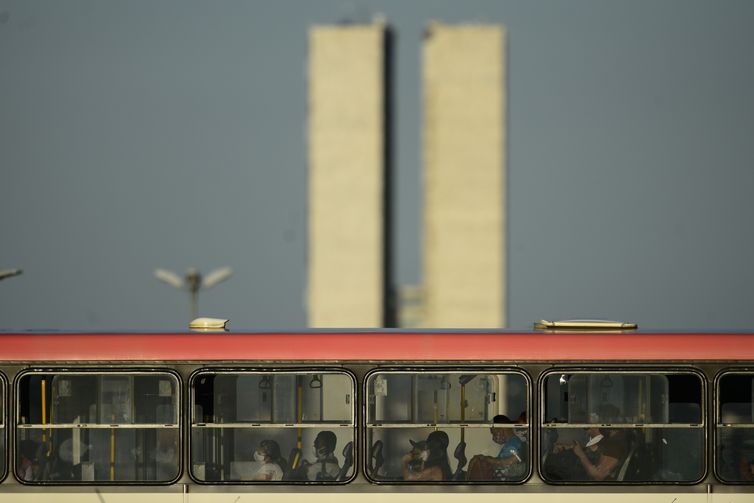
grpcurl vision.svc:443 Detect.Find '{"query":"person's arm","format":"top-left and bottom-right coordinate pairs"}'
top-left (469, 452), bottom-right (519, 468)
top-left (410, 465), bottom-right (443, 481)
top-left (493, 442), bottom-right (523, 467)
top-left (251, 464), bottom-right (274, 481)
top-left (483, 454), bottom-right (518, 467)
top-left (400, 452), bottom-right (418, 480)
top-left (496, 454), bottom-right (521, 467)
top-left (572, 442), bottom-right (619, 481)
top-left (401, 454), bottom-right (443, 481)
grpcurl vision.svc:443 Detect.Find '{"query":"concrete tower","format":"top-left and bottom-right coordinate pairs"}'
top-left (307, 22), bottom-right (387, 328)
top-left (422, 23), bottom-right (507, 328)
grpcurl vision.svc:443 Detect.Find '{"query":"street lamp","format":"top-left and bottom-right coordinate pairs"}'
top-left (154, 266), bottom-right (232, 320)
top-left (0, 269), bottom-right (22, 281)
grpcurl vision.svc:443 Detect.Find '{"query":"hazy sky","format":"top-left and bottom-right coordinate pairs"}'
top-left (1, 0), bottom-right (754, 330)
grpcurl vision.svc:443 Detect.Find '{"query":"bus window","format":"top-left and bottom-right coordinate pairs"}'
top-left (716, 372), bottom-right (754, 483)
top-left (16, 371), bottom-right (180, 484)
top-left (365, 370), bottom-right (529, 483)
top-left (541, 371), bottom-right (704, 483)
top-left (0, 375), bottom-right (5, 481)
top-left (190, 370), bottom-right (355, 483)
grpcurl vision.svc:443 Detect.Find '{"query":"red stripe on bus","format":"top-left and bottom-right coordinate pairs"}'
top-left (0, 332), bottom-right (752, 362)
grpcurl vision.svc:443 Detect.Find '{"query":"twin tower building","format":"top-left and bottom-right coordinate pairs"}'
top-left (307, 21), bottom-right (506, 330)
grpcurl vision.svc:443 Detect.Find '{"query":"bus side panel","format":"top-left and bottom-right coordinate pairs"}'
top-left (0, 492), bottom-right (183, 503)
top-left (0, 491), bottom-right (736, 503)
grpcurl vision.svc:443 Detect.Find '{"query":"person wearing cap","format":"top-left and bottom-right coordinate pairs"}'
top-left (400, 430), bottom-right (452, 481)
top-left (547, 404), bottom-right (628, 482)
top-left (567, 404), bottom-right (628, 481)
top-left (570, 426), bottom-right (627, 481)
top-left (468, 415), bottom-right (525, 480)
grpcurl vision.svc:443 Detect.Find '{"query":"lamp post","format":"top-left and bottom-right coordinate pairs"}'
top-left (154, 267), bottom-right (232, 320)
top-left (0, 269), bottom-right (22, 281)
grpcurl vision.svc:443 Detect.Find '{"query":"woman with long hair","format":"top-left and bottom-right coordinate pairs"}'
top-left (251, 439), bottom-right (287, 481)
top-left (401, 430), bottom-right (452, 481)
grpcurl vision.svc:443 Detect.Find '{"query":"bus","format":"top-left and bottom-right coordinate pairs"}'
top-left (0, 327), bottom-right (752, 502)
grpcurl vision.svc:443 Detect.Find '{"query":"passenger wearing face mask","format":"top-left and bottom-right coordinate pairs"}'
top-left (401, 430), bottom-right (452, 481)
top-left (544, 405), bottom-right (628, 481)
top-left (468, 415), bottom-right (525, 481)
top-left (251, 440), bottom-right (285, 481)
top-left (569, 426), bottom-right (627, 481)
top-left (305, 431), bottom-right (341, 481)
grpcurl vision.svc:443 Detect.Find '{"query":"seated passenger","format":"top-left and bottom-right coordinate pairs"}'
top-left (18, 439), bottom-right (40, 481)
top-left (153, 429), bottom-right (179, 480)
top-left (401, 430), bottom-right (452, 481)
top-left (547, 427), bottom-right (628, 481)
top-left (251, 439), bottom-right (285, 481)
top-left (468, 415), bottom-right (526, 481)
top-left (305, 431), bottom-right (341, 481)
top-left (18, 454), bottom-right (39, 481)
top-left (738, 455), bottom-right (754, 481)
top-left (572, 427), bottom-right (628, 481)
top-left (50, 437), bottom-right (85, 481)
top-left (718, 428), bottom-right (754, 482)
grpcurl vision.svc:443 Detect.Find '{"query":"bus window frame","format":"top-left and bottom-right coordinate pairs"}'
top-left (187, 367), bottom-right (357, 485)
top-left (0, 371), bottom-right (6, 484)
top-left (714, 368), bottom-right (754, 485)
top-left (362, 366), bottom-right (532, 485)
top-left (13, 368), bottom-right (183, 486)
top-left (539, 367), bottom-right (708, 486)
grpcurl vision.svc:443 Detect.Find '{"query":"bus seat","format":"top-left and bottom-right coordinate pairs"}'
top-left (616, 442), bottom-right (636, 481)
top-left (192, 463), bottom-right (205, 481)
top-left (80, 461), bottom-right (95, 482)
top-left (283, 447), bottom-right (303, 481)
top-left (452, 440), bottom-right (467, 481)
top-left (230, 461), bottom-right (256, 481)
top-left (337, 441), bottom-right (354, 481)
top-left (369, 440), bottom-right (384, 478)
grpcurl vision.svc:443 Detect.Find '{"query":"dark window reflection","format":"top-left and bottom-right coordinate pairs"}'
top-left (541, 372), bottom-right (703, 483)
top-left (717, 374), bottom-right (754, 483)
top-left (16, 373), bottom-right (179, 483)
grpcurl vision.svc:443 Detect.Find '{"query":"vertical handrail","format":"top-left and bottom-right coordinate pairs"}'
top-left (41, 379), bottom-right (51, 458)
top-left (433, 390), bottom-right (438, 429)
top-left (292, 377), bottom-right (303, 470)
top-left (460, 383), bottom-right (466, 442)
top-left (110, 415), bottom-right (115, 481)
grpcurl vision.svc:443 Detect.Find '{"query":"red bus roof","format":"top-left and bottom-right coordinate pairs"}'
top-left (0, 331), bottom-right (752, 362)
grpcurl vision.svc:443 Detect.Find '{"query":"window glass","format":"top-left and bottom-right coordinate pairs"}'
top-left (0, 377), bottom-right (5, 479)
top-left (365, 371), bottom-right (529, 483)
top-left (191, 371), bottom-right (355, 483)
top-left (541, 371), bottom-right (703, 483)
top-left (717, 373), bottom-right (754, 483)
top-left (16, 372), bottom-right (179, 483)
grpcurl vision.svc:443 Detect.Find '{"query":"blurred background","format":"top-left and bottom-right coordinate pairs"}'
top-left (1, 0), bottom-right (753, 331)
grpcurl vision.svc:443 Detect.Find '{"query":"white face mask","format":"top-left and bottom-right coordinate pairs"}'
top-left (420, 450), bottom-right (429, 462)
top-left (254, 451), bottom-right (265, 462)
top-left (585, 434), bottom-right (604, 448)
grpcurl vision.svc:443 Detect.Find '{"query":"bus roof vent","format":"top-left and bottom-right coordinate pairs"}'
top-left (534, 319), bottom-right (637, 331)
top-left (189, 317), bottom-right (229, 331)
